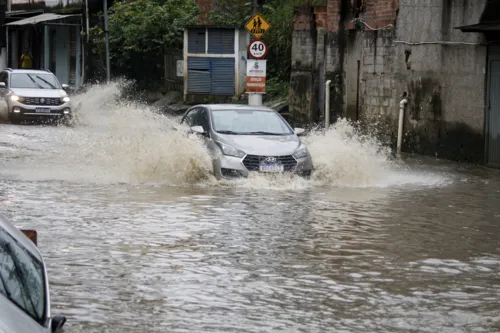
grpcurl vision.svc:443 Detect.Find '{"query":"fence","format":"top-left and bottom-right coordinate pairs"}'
top-left (164, 48), bottom-right (183, 92)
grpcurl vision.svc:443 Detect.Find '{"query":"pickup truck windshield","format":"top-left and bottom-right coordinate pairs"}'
top-left (0, 227), bottom-right (46, 324)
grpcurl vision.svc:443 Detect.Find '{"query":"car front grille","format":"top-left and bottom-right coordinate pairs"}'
top-left (23, 97), bottom-right (62, 106)
top-left (242, 155), bottom-right (297, 172)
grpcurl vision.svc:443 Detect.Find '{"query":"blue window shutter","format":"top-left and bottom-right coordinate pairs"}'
top-left (207, 29), bottom-right (235, 54)
top-left (210, 58), bottom-right (234, 95)
top-left (188, 29), bottom-right (206, 53)
top-left (187, 57), bottom-right (210, 94)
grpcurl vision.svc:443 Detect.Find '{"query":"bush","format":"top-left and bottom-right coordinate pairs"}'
top-left (89, 0), bottom-right (199, 89)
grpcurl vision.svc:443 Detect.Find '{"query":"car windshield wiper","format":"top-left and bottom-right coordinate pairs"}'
top-left (216, 130), bottom-right (241, 135)
top-left (35, 76), bottom-right (56, 89)
top-left (242, 131), bottom-right (285, 136)
top-left (26, 74), bottom-right (44, 89)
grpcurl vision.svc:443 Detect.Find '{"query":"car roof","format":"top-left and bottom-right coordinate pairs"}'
top-left (0, 214), bottom-right (43, 262)
top-left (200, 104), bottom-right (276, 112)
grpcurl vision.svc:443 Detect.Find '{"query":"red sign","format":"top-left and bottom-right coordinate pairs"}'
top-left (246, 76), bottom-right (267, 93)
top-left (248, 40), bottom-right (268, 59)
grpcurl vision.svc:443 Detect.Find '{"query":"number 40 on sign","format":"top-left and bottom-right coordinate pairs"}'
top-left (248, 40), bottom-right (268, 60)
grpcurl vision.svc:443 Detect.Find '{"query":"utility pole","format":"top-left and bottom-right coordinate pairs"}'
top-left (248, 0), bottom-right (265, 106)
top-left (251, 0), bottom-right (264, 15)
top-left (103, 0), bottom-right (111, 82)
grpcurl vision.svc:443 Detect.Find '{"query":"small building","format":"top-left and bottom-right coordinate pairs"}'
top-left (183, 25), bottom-right (249, 102)
top-left (5, 13), bottom-right (83, 88)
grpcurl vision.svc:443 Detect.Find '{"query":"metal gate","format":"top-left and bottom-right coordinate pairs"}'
top-left (487, 46), bottom-right (500, 167)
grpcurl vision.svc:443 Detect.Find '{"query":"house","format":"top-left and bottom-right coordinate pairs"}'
top-left (0, 0), bottom-right (108, 89)
top-left (290, 0), bottom-right (500, 166)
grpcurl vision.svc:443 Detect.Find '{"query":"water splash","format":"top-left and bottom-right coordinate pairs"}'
top-left (0, 81), bottom-right (450, 188)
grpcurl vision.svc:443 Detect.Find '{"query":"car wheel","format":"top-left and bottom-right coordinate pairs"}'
top-left (8, 114), bottom-right (19, 125)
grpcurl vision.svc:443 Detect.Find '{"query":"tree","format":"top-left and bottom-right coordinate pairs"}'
top-left (90, 0), bottom-right (200, 88)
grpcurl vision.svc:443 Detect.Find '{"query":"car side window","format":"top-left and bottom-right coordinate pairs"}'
top-left (182, 108), bottom-right (199, 127)
top-left (193, 108), bottom-right (209, 133)
top-left (0, 72), bottom-right (7, 86)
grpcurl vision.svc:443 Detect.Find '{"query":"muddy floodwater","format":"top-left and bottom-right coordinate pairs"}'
top-left (1, 83), bottom-right (499, 333)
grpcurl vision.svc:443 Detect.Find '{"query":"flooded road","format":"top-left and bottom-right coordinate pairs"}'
top-left (1, 83), bottom-right (500, 332)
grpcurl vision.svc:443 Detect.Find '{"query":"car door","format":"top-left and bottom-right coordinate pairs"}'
top-left (182, 107), bottom-right (217, 157)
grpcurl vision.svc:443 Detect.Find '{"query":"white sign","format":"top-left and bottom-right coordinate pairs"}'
top-left (176, 60), bottom-right (184, 77)
top-left (248, 40), bottom-right (268, 59)
top-left (246, 60), bottom-right (267, 77)
top-left (246, 60), bottom-right (267, 94)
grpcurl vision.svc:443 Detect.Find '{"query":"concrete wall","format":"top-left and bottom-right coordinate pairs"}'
top-left (290, 0), bottom-right (489, 162)
top-left (351, 0), bottom-right (488, 162)
top-left (289, 6), bottom-right (319, 125)
top-left (238, 28), bottom-right (250, 97)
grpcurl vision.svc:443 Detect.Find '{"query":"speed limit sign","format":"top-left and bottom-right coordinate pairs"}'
top-left (248, 40), bottom-right (268, 59)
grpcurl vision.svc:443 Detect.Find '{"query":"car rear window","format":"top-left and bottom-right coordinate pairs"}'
top-left (0, 226), bottom-right (46, 324)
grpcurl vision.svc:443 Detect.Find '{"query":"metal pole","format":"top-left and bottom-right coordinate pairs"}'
top-left (325, 79), bottom-right (331, 129)
top-left (85, 0), bottom-right (90, 42)
top-left (397, 98), bottom-right (408, 156)
top-left (103, 0), bottom-right (110, 82)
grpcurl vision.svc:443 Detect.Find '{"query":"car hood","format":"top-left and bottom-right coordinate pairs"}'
top-left (10, 88), bottom-right (67, 98)
top-left (217, 133), bottom-right (301, 156)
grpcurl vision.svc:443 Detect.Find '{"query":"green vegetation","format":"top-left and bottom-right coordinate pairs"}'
top-left (89, 0), bottom-right (200, 89)
top-left (208, 0), bottom-right (327, 99)
top-left (89, 0), bottom-right (326, 96)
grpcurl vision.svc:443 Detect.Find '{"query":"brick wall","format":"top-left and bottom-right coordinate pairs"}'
top-left (314, 6), bottom-right (327, 29)
top-left (327, 0), bottom-right (341, 31)
top-left (326, 0), bottom-right (400, 30)
top-left (195, 0), bottom-right (212, 24)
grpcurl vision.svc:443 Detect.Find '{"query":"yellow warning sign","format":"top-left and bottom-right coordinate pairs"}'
top-left (245, 13), bottom-right (270, 39)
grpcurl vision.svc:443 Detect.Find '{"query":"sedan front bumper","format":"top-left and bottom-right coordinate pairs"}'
top-left (213, 154), bottom-right (314, 179)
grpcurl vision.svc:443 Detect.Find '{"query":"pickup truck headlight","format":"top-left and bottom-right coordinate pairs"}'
top-left (61, 96), bottom-right (70, 103)
top-left (10, 95), bottom-right (24, 102)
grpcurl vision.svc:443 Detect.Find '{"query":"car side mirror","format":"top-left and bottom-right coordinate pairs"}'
top-left (190, 125), bottom-right (205, 134)
top-left (0, 82), bottom-right (6, 87)
top-left (51, 315), bottom-right (66, 332)
top-left (61, 84), bottom-right (69, 89)
top-left (294, 128), bottom-right (305, 136)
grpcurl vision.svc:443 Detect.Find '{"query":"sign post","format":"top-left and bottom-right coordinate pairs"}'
top-left (245, 13), bottom-right (271, 106)
top-left (246, 60), bottom-right (267, 106)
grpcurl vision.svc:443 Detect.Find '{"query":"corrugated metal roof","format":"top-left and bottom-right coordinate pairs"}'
top-left (5, 13), bottom-right (80, 26)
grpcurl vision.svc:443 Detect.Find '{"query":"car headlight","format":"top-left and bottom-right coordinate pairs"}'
top-left (10, 95), bottom-right (23, 102)
top-left (62, 96), bottom-right (70, 103)
top-left (218, 142), bottom-right (246, 158)
top-left (293, 144), bottom-right (308, 159)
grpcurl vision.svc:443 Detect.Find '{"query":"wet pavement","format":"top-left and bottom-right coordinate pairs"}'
top-left (1, 83), bottom-right (500, 332)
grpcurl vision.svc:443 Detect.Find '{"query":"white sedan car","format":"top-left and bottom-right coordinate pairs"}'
top-left (0, 214), bottom-right (66, 333)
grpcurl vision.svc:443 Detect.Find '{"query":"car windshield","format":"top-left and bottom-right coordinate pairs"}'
top-left (10, 73), bottom-right (60, 89)
top-left (211, 109), bottom-right (293, 135)
top-left (0, 227), bottom-right (46, 324)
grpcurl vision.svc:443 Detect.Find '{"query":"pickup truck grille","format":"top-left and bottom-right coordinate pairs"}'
top-left (23, 97), bottom-right (62, 106)
top-left (242, 155), bottom-right (297, 172)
